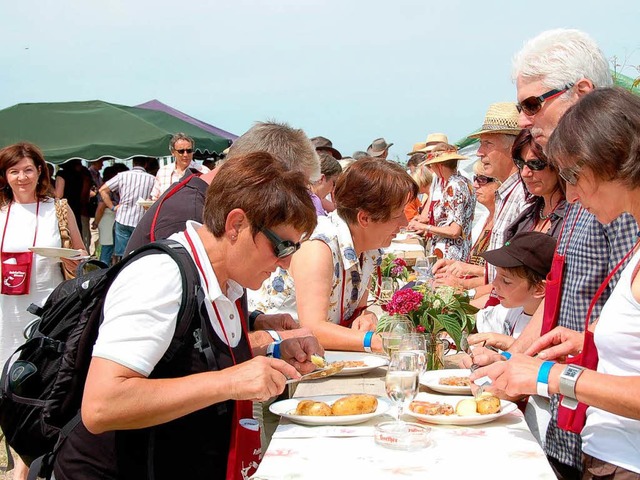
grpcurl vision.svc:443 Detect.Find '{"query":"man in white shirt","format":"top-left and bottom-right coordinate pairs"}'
top-left (150, 133), bottom-right (210, 201)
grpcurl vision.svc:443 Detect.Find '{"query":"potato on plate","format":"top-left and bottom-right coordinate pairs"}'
top-left (295, 400), bottom-right (332, 416)
top-left (455, 398), bottom-right (480, 416)
top-left (331, 394), bottom-right (378, 416)
top-left (476, 392), bottom-right (501, 415)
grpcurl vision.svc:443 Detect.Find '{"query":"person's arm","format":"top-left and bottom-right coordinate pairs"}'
top-left (54, 176), bottom-right (65, 199)
top-left (507, 298), bottom-right (544, 354)
top-left (290, 240), bottom-right (382, 353)
top-left (99, 184), bottom-right (117, 211)
top-left (82, 355), bottom-right (297, 434)
top-left (92, 201), bottom-right (107, 230)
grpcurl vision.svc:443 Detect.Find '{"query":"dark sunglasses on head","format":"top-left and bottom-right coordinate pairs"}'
top-left (473, 175), bottom-right (495, 186)
top-left (175, 148), bottom-right (193, 155)
top-left (516, 83), bottom-right (574, 116)
top-left (260, 227), bottom-right (301, 258)
top-left (513, 157), bottom-right (548, 171)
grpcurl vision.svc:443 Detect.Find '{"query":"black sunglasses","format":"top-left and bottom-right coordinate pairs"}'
top-left (516, 83), bottom-right (574, 116)
top-left (473, 175), bottom-right (495, 186)
top-left (513, 157), bottom-right (548, 171)
top-left (260, 227), bottom-right (301, 258)
top-left (175, 148), bottom-right (193, 155)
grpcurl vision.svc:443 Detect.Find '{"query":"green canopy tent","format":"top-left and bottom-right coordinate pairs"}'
top-left (454, 70), bottom-right (640, 149)
top-left (0, 100), bottom-right (232, 164)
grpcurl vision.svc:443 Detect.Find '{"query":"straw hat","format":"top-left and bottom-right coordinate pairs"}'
top-left (417, 133), bottom-right (449, 153)
top-left (423, 150), bottom-right (468, 166)
top-left (407, 142), bottom-right (427, 155)
top-left (467, 102), bottom-right (521, 138)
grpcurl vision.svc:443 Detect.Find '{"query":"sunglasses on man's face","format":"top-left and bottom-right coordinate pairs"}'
top-left (516, 83), bottom-right (574, 116)
top-left (473, 175), bottom-right (495, 186)
top-left (175, 148), bottom-right (193, 155)
top-left (260, 227), bottom-right (301, 259)
top-left (513, 157), bottom-right (548, 171)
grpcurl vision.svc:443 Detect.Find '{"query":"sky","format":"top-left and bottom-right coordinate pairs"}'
top-left (1, 0), bottom-right (639, 163)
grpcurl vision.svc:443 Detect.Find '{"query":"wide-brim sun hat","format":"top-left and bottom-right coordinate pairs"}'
top-left (311, 136), bottom-right (342, 160)
top-left (417, 133), bottom-right (449, 153)
top-left (367, 137), bottom-right (393, 157)
top-left (467, 102), bottom-right (521, 139)
top-left (407, 141), bottom-right (427, 155)
top-left (423, 151), bottom-right (468, 166)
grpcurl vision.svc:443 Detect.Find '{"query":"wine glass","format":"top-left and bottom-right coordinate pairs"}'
top-left (379, 315), bottom-right (415, 358)
top-left (385, 351), bottom-right (420, 426)
top-left (399, 333), bottom-right (427, 374)
top-left (413, 258), bottom-right (432, 285)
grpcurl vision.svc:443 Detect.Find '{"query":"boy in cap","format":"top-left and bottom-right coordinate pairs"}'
top-left (472, 231), bottom-right (556, 344)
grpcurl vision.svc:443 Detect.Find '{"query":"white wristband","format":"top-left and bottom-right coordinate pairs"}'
top-left (265, 330), bottom-right (281, 342)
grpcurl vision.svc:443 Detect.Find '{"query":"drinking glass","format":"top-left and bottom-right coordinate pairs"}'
top-left (399, 333), bottom-right (428, 374)
top-left (413, 258), bottom-right (432, 285)
top-left (385, 351), bottom-right (420, 425)
top-left (379, 315), bottom-right (415, 358)
top-left (379, 277), bottom-right (395, 303)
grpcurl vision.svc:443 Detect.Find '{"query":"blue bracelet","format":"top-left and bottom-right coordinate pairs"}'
top-left (536, 360), bottom-right (555, 397)
top-left (266, 341), bottom-right (282, 359)
top-left (363, 331), bottom-right (374, 353)
top-left (501, 351), bottom-right (512, 360)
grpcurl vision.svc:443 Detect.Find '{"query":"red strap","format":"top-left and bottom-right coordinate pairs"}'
top-left (149, 173), bottom-right (200, 242)
top-left (1, 200), bottom-right (39, 254)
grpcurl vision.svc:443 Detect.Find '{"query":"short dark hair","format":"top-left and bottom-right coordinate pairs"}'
top-left (547, 86), bottom-right (640, 188)
top-left (501, 265), bottom-right (545, 288)
top-left (203, 151), bottom-right (317, 238)
top-left (335, 157), bottom-right (418, 224)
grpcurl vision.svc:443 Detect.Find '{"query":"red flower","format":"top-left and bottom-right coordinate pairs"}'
top-left (383, 289), bottom-right (424, 315)
top-left (392, 258), bottom-right (407, 268)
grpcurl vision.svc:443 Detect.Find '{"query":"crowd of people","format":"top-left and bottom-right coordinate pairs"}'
top-left (1, 26), bottom-right (640, 480)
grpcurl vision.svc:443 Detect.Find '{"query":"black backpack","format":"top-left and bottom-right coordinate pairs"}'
top-left (0, 240), bottom-right (207, 476)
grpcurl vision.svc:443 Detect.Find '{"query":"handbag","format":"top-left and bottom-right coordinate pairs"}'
top-left (54, 199), bottom-right (76, 281)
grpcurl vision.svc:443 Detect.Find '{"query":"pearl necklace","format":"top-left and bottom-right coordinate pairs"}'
top-left (539, 208), bottom-right (553, 220)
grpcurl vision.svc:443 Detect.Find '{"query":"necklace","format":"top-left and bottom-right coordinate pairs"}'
top-left (539, 208), bottom-right (553, 220)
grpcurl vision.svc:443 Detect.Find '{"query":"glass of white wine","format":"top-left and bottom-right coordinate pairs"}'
top-left (379, 315), bottom-right (414, 358)
top-left (385, 351), bottom-right (420, 426)
top-left (399, 333), bottom-right (428, 374)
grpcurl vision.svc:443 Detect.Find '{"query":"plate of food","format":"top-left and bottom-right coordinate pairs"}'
top-left (29, 247), bottom-right (88, 260)
top-left (392, 232), bottom-right (419, 242)
top-left (324, 351), bottom-right (389, 376)
top-left (136, 198), bottom-right (154, 208)
top-left (269, 394), bottom-right (392, 426)
top-left (405, 392), bottom-right (517, 426)
top-left (420, 368), bottom-right (472, 394)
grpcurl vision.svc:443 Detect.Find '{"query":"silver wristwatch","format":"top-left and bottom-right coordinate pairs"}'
top-left (559, 364), bottom-right (585, 410)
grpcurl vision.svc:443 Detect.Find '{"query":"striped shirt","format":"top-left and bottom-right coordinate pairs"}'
top-left (105, 166), bottom-right (155, 227)
top-left (486, 172), bottom-right (528, 282)
top-left (150, 161), bottom-right (209, 201)
top-left (544, 205), bottom-right (638, 469)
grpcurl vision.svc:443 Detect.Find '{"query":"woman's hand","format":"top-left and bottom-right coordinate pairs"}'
top-left (524, 326), bottom-right (584, 361)
top-left (470, 353), bottom-right (545, 398)
top-left (350, 311), bottom-right (377, 332)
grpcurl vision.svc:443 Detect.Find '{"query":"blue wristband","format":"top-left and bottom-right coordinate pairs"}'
top-left (501, 351), bottom-right (512, 360)
top-left (536, 360), bottom-right (555, 397)
top-left (363, 331), bottom-right (374, 353)
top-left (266, 341), bottom-right (281, 359)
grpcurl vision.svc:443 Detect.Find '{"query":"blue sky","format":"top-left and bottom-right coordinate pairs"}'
top-left (1, 0), bottom-right (638, 162)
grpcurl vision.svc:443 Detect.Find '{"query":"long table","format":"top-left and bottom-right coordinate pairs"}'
top-left (252, 363), bottom-right (556, 480)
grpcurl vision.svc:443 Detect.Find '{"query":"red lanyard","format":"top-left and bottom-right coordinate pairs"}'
top-left (583, 236), bottom-right (640, 330)
top-left (184, 230), bottom-right (250, 365)
top-left (1, 200), bottom-right (40, 253)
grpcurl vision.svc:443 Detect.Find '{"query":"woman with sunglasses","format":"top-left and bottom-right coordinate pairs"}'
top-left (471, 87), bottom-right (640, 478)
top-left (250, 158), bottom-right (418, 353)
top-left (504, 129), bottom-right (566, 241)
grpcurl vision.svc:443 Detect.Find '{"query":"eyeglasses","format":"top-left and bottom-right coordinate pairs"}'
top-left (175, 148), bottom-right (193, 155)
top-left (516, 83), bottom-right (574, 116)
top-left (260, 227), bottom-right (301, 258)
top-left (473, 175), bottom-right (495, 186)
top-left (513, 157), bottom-right (548, 171)
top-left (558, 162), bottom-right (584, 186)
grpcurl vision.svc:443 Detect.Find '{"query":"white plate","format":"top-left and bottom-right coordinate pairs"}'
top-left (29, 247), bottom-right (87, 259)
top-left (269, 394), bottom-right (392, 426)
top-left (405, 392), bottom-right (518, 426)
top-left (324, 351), bottom-right (388, 376)
top-left (392, 233), bottom-right (419, 242)
top-left (420, 368), bottom-right (472, 394)
top-left (136, 198), bottom-right (154, 208)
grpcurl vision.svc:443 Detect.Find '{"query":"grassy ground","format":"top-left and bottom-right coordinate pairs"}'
top-left (0, 436), bottom-right (11, 480)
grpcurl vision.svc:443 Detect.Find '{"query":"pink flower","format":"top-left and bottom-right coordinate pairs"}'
top-left (383, 289), bottom-right (424, 315)
top-left (392, 258), bottom-right (407, 268)
top-left (391, 265), bottom-right (404, 276)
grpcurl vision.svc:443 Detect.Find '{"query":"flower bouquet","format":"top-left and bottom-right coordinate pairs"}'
top-left (370, 253), bottom-right (410, 303)
top-left (377, 284), bottom-right (478, 369)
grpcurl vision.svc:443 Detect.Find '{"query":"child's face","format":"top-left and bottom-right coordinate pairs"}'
top-left (492, 267), bottom-right (536, 308)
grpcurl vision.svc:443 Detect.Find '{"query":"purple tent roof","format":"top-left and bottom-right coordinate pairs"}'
top-left (136, 99), bottom-right (238, 141)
